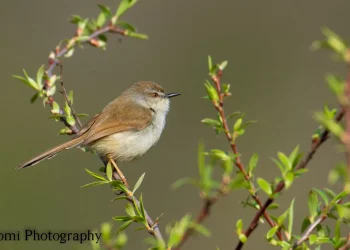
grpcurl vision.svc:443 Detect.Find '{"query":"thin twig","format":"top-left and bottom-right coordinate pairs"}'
top-left (32, 13), bottom-right (163, 245)
top-left (292, 198), bottom-right (343, 249)
top-left (235, 109), bottom-right (345, 250)
top-left (339, 233), bottom-right (350, 250)
top-left (343, 64), bottom-right (350, 177)
top-left (58, 64), bottom-right (83, 128)
top-left (292, 215), bottom-right (327, 248)
top-left (112, 172), bottom-right (164, 243)
top-left (44, 23), bottom-right (127, 134)
top-left (175, 69), bottom-right (279, 249)
top-left (211, 71), bottom-right (280, 238)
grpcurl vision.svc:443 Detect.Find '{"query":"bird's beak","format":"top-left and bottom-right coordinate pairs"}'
top-left (166, 93), bottom-right (181, 98)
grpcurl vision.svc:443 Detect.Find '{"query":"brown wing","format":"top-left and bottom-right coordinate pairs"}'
top-left (81, 95), bottom-right (153, 145)
top-left (74, 113), bottom-right (101, 138)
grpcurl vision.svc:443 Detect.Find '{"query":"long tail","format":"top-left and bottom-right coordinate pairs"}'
top-left (17, 137), bottom-right (84, 169)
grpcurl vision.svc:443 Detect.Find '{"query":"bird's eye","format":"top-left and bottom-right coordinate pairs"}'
top-left (152, 92), bottom-right (158, 98)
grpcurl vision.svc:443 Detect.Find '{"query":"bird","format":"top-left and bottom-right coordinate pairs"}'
top-left (17, 81), bottom-right (180, 186)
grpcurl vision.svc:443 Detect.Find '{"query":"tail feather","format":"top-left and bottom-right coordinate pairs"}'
top-left (17, 137), bottom-right (84, 169)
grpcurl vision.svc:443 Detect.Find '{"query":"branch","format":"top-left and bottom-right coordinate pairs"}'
top-left (43, 24), bottom-right (127, 134)
top-left (111, 172), bottom-right (164, 243)
top-left (58, 64), bottom-right (83, 128)
top-left (235, 109), bottom-right (345, 250)
top-left (292, 215), bottom-right (326, 249)
top-left (16, 3), bottom-right (161, 246)
top-left (211, 70), bottom-right (279, 237)
top-left (339, 233), bottom-right (350, 250)
top-left (175, 66), bottom-right (279, 249)
top-left (343, 64), bottom-right (350, 178)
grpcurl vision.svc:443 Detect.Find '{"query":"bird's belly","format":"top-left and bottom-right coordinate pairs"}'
top-left (90, 126), bottom-right (162, 163)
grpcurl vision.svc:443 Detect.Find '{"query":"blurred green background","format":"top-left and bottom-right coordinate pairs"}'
top-left (1, 0), bottom-right (350, 249)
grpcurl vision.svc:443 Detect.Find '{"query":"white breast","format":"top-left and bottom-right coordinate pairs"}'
top-left (91, 111), bottom-right (167, 163)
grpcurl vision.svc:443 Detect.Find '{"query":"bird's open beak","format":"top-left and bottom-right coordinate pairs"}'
top-left (166, 93), bottom-right (181, 98)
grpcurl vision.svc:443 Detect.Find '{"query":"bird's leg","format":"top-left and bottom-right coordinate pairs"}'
top-left (107, 155), bottom-right (129, 188)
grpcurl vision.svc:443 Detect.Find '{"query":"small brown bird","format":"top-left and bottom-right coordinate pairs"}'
top-left (17, 81), bottom-right (180, 185)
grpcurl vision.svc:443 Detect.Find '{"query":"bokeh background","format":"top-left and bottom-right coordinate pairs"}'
top-left (1, 0), bottom-right (350, 249)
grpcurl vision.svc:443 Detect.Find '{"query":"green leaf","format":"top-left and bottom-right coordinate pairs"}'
top-left (277, 208), bottom-right (289, 227)
top-left (51, 101), bottom-right (60, 114)
top-left (115, 232), bottom-right (128, 248)
top-left (201, 118), bottom-right (221, 127)
top-left (308, 190), bottom-right (319, 221)
top-left (106, 161), bottom-right (113, 181)
top-left (208, 149), bottom-right (230, 161)
top-left (133, 173), bottom-right (145, 194)
top-left (30, 92), bottom-right (40, 103)
top-left (331, 190), bottom-right (349, 205)
top-left (98, 4), bottom-right (112, 17)
top-left (110, 180), bottom-right (129, 194)
top-left (116, 0), bottom-right (138, 17)
top-left (81, 181), bottom-right (109, 188)
top-left (257, 178), bottom-right (273, 196)
top-left (227, 111), bottom-right (241, 120)
top-left (301, 218), bottom-right (311, 233)
top-left (66, 116), bottom-right (75, 126)
top-left (334, 220), bottom-right (340, 242)
top-left (125, 203), bottom-right (135, 217)
top-left (314, 112), bottom-right (343, 138)
top-left (13, 75), bottom-right (38, 90)
top-left (171, 177), bottom-right (199, 189)
top-left (335, 204), bottom-right (350, 219)
top-left (229, 173), bottom-right (247, 190)
top-left (204, 81), bottom-right (219, 102)
top-left (64, 48), bottom-right (75, 58)
top-left (113, 216), bottom-right (132, 222)
top-left (117, 20), bottom-right (136, 32)
top-left (238, 234), bottom-right (247, 243)
top-left (208, 55), bottom-right (212, 72)
top-left (47, 85), bottom-right (56, 96)
top-left (85, 168), bottom-right (108, 181)
top-left (284, 172), bottom-right (294, 190)
top-left (328, 163), bottom-right (347, 185)
top-left (313, 188), bottom-right (329, 206)
top-left (168, 214), bottom-right (191, 248)
top-left (219, 60), bottom-right (228, 71)
top-left (139, 193), bottom-right (146, 219)
top-left (322, 27), bottom-right (348, 57)
top-left (288, 199), bottom-right (295, 239)
top-left (101, 222), bottom-right (112, 242)
top-left (272, 158), bottom-right (285, 175)
top-left (68, 90), bottom-right (74, 104)
top-left (326, 74), bottom-right (345, 98)
top-left (248, 153), bottom-right (258, 176)
top-left (266, 226), bottom-right (278, 239)
top-left (278, 152), bottom-right (291, 171)
top-left (198, 142), bottom-right (205, 179)
top-left (236, 219), bottom-right (243, 233)
top-left (222, 84), bottom-right (230, 93)
top-left (124, 31), bottom-right (148, 40)
top-left (116, 220), bottom-right (133, 233)
top-left (111, 196), bottom-right (128, 201)
top-left (267, 203), bottom-right (279, 210)
top-left (190, 222), bottom-right (211, 237)
top-left (36, 65), bottom-right (45, 89)
top-left (97, 12), bottom-right (107, 27)
top-left (309, 234), bottom-right (317, 245)
top-left (233, 118), bottom-right (243, 132)
top-left (289, 145), bottom-right (301, 168)
top-left (77, 113), bottom-right (89, 117)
